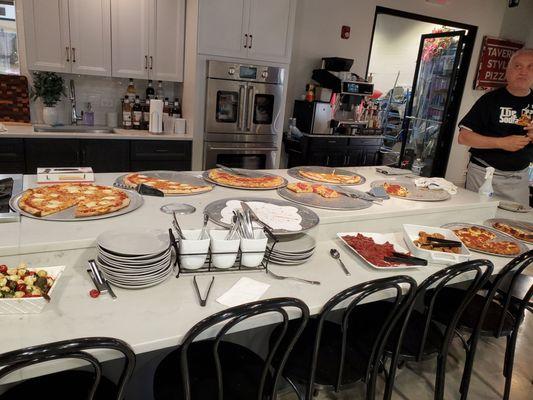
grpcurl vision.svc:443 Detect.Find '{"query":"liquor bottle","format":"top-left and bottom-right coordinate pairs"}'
top-left (156, 80), bottom-right (164, 99)
top-left (142, 99), bottom-right (150, 130)
top-left (132, 96), bottom-right (142, 130)
top-left (126, 78), bottom-right (136, 98)
top-left (145, 80), bottom-right (155, 100)
top-left (163, 97), bottom-right (170, 116)
top-left (171, 98), bottom-right (181, 118)
top-left (122, 96), bottom-right (132, 129)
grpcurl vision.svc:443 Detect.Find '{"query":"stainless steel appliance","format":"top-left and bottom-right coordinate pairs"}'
top-left (293, 100), bottom-right (332, 134)
top-left (204, 60), bottom-right (285, 169)
top-left (0, 174), bottom-right (23, 223)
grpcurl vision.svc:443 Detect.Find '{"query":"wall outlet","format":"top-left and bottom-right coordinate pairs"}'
top-left (341, 25), bottom-right (350, 39)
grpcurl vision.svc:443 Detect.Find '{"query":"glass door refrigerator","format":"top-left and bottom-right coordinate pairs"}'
top-left (399, 30), bottom-right (467, 177)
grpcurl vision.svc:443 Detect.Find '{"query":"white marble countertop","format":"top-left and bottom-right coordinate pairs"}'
top-left (0, 124), bottom-right (192, 141)
top-left (0, 167), bottom-right (530, 371)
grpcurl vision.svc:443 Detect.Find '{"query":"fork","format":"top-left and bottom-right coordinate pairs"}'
top-left (267, 270), bottom-right (320, 285)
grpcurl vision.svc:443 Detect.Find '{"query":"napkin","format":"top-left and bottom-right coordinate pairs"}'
top-left (216, 277), bottom-right (270, 307)
top-left (414, 177), bottom-right (458, 195)
top-left (0, 123), bottom-right (7, 132)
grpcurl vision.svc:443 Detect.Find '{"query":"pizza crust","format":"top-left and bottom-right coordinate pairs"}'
top-left (298, 170), bottom-right (361, 184)
top-left (208, 169), bottom-right (284, 189)
top-left (123, 173), bottom-right (213, 194)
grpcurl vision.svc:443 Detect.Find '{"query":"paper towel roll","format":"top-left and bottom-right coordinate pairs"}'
top-left (149, 99), bottom-right (163, 133)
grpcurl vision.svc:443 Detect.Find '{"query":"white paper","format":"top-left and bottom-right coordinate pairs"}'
top-left (216, 277), bottom-right (270, 307)
top-left (220, 200), bottom-right (303, 231)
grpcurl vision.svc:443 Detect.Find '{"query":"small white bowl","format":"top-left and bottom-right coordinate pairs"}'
top-left (240, 229), bottom-right (268, 268)
top-left (179, 229), bottom-right (211, 270)
top-left (209, 229), bottom-right (240, 269)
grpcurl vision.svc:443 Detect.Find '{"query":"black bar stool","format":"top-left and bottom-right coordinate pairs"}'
top-left (387, 259), bottom-right (493, 400)
top-left (0, 337), bottom-right (136, 400)
top-left (432, 250), bottom-right (533, 400)
top-left (275, 275), bottom-right (417, 400)
top-left (152, 297), bottom-right (309, 400)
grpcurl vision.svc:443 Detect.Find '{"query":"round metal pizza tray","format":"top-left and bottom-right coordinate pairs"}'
top-left (114, 171), bottom-right (214, 196)
top-left (10, 187), bottom-right (144, 222)
top-left (202, 169), bottom-right (288, 190)
top-left (204, 197), bottom-right (319, 235)
top-left (277, 187), bottom-right (372, 211)
top-left (371, 179), bottom-right (451, 202)
top-left (441, 222), bottom-right (529, 258)
top-left (484, 218), bottom-right (533, 245)
top-left (287, 166), bottom-right (366, 186)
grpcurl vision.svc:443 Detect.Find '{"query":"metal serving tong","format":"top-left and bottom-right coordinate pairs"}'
top-left (384, 252), bottom-right (428, 266)
top-left (425, 237), bottom-right (463, 248)
top-left (330, 186), bottom-right (383, 205)
top-left (193, 276), bottom-right (215, 307)
top-left (216, 163), bottom-right (255, 177)
top-left (87, 259), bottom-right (117, 299)
top-left (172, 212), bottom-right (185, 240)
top-left (240, 202), bottom-right (275, 238)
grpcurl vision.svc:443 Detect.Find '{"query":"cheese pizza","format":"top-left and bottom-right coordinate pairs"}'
top-left (492, 222), bottom-right (533, 243)
top-left (123, 173), bottom-right (212, 194)
top-left (383, 183), bottom-right (409, 197)
top-left (298, 170), bottom-right (362, 184)
top-left (19, 184), bottom-right (130, 218)
top-left (208, 169), bottom-right (284, 189)
top-left (286, 182), bottom-right (314, 193)
top-left (516, 113), bottom-right (532, 127)
top-left (287, 182), bottom-right (340, 198)
top-left (452, 226), bottom-right (521, 256)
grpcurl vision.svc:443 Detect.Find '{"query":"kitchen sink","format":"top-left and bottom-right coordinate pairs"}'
top-left (33, 125), bottom-right (114, 133)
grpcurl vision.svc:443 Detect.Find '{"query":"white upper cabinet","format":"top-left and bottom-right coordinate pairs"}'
top-left (198, 0), bottom-right (249, 59)
top-left (111, 0), bottom-right (150, 79)
top-left (111, 0), bottom-right (185, 81)
top-left (151, 0), bottom-right (185, 82)
top-left (198, 0), bottom-right (296, 64)
top-left (247, 0), bottom-right (295, 63)
top-left (68, 0), bottom-right (112, 76)
top-left (22, 0), bottom-right (71, 73)
top-left (22, 0), bottom-right (111, 75)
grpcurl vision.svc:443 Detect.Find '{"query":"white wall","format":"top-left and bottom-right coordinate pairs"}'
top-left (368, 15), bottom-right (449, 94)
top-left (500, 0), bottom-right (533, 45)
top-left (287, 0), bottom-right (520, 185)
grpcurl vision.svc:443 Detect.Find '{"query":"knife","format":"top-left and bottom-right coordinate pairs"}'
top-left (216, 163), bottom-right (255, 177)
top-left (240, 201), bottom-right (275, 238)
top-left (88, 259), bottom-right (117, 300)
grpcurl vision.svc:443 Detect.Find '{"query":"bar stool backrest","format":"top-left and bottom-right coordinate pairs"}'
top-left (478, 250), bottom-right (533, 337)
top-left (399, 259), bottom-right (494, 361)
top-left (0, 337), bottom-right (136, 400)
top-left (179, 297), bottom-right (310, 400)
top-left (307, 275), bottom-right (417, 397)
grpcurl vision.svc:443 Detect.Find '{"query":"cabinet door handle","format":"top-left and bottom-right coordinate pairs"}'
top-left (346, 155), bottom-right (350, 166)
top-left (72, 48), bottom-right (76, 63)
top-left (66, 47), bottom-right (70, 62)
top-left (249, 34), bottom-right (253, 49)
top-left (154, 149), bottom-right (169, 153)
top-left (326, 155), bottom-right (330, 165)
top-left (327, 140), bottom-right (336, 144)
top-left (149, 56), bottom-right (153, 70)
top-left (145, 55), bottom-right (148, 69)
top-left (244, 34), bottom-right (248, 48)
top-left (80, 149), bottom-right (86, 164)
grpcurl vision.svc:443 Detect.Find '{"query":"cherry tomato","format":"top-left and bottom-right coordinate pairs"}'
top-left (0, 265), bottom-right (7, 274)
top-left (16, 283), bottom-right (27, 292)
top-left (27, 271), bottom-right (36, 276)
top-left (89, 289), bottom-right (100, 298)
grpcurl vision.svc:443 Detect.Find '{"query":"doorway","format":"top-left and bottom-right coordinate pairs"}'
top-left (366, 7), bottom-right (478, 177)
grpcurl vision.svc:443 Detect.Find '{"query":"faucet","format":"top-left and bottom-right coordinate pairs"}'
top-left (69, 80), bottom-right (83, 125)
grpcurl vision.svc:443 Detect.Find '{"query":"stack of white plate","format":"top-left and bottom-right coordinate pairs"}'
top-left (268, 233), bottom-right (316, 266)
top-left (96, 229), bottom-right (173, 289)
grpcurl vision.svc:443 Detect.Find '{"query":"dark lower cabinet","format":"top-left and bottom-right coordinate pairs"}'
top-left (285, 135), bottom-right (383, 168)
top-left (80, 140), bottom-right (130, 173)
top-left (0, 138), bottom-right (192, 174)
top-left (25, 139), bottom-right (80, 174)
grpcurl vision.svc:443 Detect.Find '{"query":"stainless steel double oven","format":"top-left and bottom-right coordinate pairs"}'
top-left (203, 60), bottom-right (285, 169)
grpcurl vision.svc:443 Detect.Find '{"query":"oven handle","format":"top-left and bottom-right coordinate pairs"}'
top-left (237, 85), bottom-right (246, 130)
top-left (207, 146), bottom-right (278, 152)
top-left (246, 85), bottom-right (255, 131)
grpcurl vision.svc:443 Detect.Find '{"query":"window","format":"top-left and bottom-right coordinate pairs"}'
top-left (0, 1), bottom-right (19, 75)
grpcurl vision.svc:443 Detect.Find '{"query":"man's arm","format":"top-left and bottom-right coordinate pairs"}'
top-left (458, 128), bottom-right (530, 152)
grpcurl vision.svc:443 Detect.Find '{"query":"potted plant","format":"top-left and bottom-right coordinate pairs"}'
top-left (31, 72), bottom-right (65, 125)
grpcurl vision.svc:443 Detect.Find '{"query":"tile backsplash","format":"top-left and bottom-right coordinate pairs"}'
top-left (30, 74), bottom-right (181, 126)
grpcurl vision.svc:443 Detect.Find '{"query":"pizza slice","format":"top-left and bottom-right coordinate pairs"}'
top-left (287, 182), bottom-right (313, 193)
top-left (123, 173), bottom-right (212, 194)
top-left (19, 186), bottom-right (79, 217)
top-left (383, 183), bottom-right (409, 197)
top-left (516, 113), bottom-right (532, 127)
top-left (492, 222), bottom-right (533, 242)
top-left (312, 184), bottom-right (340, 198)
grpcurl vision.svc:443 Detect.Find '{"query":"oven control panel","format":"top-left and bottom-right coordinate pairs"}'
top-left (208, 60), bottom-right (283, 85)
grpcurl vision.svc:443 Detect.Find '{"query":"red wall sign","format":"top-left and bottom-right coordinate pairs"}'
top-left (474, 36), bottom-right (524, 90)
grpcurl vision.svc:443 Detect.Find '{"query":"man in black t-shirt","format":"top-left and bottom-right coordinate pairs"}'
top-left (458, 48), bottom-right (533, 205)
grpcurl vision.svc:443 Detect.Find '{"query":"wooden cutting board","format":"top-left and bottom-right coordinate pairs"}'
top-left (0, 74), bottom-right (30, 123)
